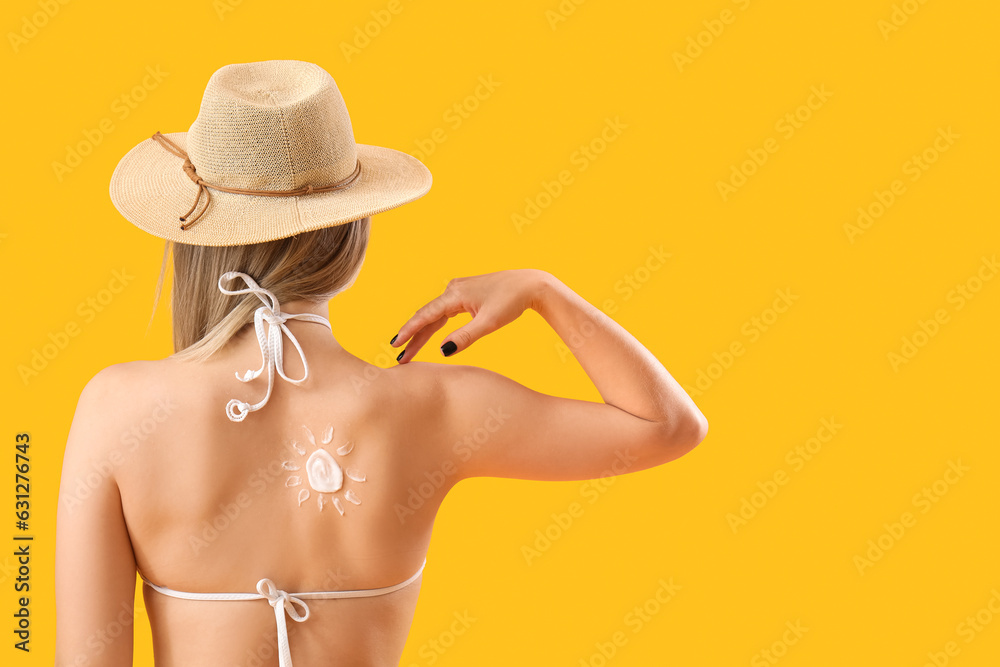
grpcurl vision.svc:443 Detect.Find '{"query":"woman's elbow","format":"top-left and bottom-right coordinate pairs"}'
top-left (689, 411), bottom-right (709, 446)
top-left (660, 410), bottom-right (709, 459)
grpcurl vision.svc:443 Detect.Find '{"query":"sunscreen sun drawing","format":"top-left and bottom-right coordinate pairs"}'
top-left (283, 424), bottom-right (366, 515)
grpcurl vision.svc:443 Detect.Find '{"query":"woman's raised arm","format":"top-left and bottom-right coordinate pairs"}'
top-left (55, 366), bottom-right (138, 667)
top-left (391, 269), bottom-right (708, 482)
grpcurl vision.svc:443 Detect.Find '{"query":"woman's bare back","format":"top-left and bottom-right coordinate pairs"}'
top-left (56, 271), bottom-right (708, 666)
top-left (94, 323), bottom-right (452, 666)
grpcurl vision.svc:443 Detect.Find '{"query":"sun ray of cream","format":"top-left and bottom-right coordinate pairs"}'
top-left (297, 489), bottom-right (310, 506)
top-left (286, 476), bottom-right (301, 487)
top-left (304, 425), bottom-right (316, 445)
top-left (318, 495), bottom-right (325, 511)
top-left (333, 497), bottom-right (345, 515)
top-left (344, 490), bottom-right (362, 505)
top-left (322, 425), bottom-right (334, 444)
top-left (282, 461), bottom-right (300, 471)
top-left (291, 440), bottom-right (306, 456)
top-left (336, 441), bottom-right (354, 456)
top-left (345, 468), bottom-right (366, 483)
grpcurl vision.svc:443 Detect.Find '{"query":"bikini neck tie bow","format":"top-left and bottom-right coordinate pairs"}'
top-left (218, 271), bottom-right (332, 422)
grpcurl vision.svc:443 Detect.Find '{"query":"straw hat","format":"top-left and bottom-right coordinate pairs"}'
top-left (109, 60), bottom-right (432, 246)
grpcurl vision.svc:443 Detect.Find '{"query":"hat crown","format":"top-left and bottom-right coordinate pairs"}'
top-left (186, 60), bottom-right (358, 192)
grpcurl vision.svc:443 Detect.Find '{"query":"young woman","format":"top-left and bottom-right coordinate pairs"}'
top-left (55, 60), bottom-right (708, 667)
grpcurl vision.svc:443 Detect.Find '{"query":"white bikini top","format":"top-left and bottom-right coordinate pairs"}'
top-left (144, 272), bottom-right (427, 665)
top-left (140, 561), bottom-right (427, 667)
top-left (218, 271), bottom-right (333, 423)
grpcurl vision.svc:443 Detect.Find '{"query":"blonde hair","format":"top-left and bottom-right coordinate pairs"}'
top-left (152, 217), bottom-right (371, 362)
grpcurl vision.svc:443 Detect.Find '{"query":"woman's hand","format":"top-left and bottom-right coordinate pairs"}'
top-left (390, 269), bottom-right (553, 362)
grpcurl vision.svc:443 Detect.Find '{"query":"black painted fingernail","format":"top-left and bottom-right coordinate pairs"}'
top-left (390, 334), bottom-right (398, 345)
top-left (396, 349), bottom-right (405, 362)
top-left (441, 341), bottom-right (457, 357)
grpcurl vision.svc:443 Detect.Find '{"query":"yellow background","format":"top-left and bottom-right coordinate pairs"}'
top-left (3, 0), bottom-right (999, 664)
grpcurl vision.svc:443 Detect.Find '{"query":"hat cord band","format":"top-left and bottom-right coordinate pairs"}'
top-left (151, 132), bottom-right (363, 231)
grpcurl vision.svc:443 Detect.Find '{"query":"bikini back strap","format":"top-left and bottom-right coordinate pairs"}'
top-left (140, 559), bottom-right (426, 667)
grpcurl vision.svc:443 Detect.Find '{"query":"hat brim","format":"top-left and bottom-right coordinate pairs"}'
top-left (109, 132), bottom-right (432, 246)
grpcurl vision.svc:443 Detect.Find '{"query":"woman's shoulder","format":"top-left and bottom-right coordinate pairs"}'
top-left (63, 360), bottom-right (178, 482)
top-left (379, 358), bottom-right (484, 404)
top-left (79, 358), bottom-right (180, 403)
top-left (68, 359), bottom-right (182, 453)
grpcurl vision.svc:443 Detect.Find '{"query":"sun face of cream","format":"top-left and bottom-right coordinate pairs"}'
top-left (286, 422), bottom-right (366, 513)
top-left (305, 448), bottom-right (343, 493)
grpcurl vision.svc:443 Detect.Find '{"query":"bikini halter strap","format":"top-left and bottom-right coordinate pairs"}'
top-left (218, 271), bottom-right (332, 423)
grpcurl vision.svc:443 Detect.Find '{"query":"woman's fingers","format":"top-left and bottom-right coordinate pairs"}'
top-left (391, 284), bottom-right (466, 349)
top-left (439, 308), bottom-right (503, 356)
top-left (395, 314), bottom-right (448, 363)
top-left (391, 273), bottom-right (526, 360)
